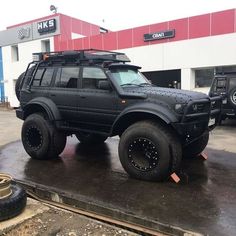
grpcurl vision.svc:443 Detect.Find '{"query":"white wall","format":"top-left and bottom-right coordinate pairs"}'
top-left (2, 37), bottom-right (54, 107)
top-left (120, 33), bottom-right (236, 90)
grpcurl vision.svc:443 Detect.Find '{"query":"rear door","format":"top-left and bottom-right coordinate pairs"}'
top-left (48, 66), bottom-right (80, 123)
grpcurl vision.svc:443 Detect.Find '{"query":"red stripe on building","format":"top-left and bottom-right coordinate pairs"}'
top-left (56, 9), bottom-right (236, 52)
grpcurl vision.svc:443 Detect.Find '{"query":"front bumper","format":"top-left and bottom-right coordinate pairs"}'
top-left (172, 96), bottom-right (222, 144)
top-left (221, 108), bottom-right (236, 117)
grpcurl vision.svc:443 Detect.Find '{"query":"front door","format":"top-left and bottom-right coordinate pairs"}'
top-left (77, 66), bottom-right (119, 133)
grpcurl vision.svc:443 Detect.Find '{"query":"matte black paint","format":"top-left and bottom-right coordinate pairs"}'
top-left (16, 50), bottom-right (221, 142)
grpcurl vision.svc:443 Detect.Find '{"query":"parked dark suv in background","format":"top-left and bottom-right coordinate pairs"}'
top-left (15, 50), bottom-right (221, 181)
top-left (209, 71), bottom-right (236, 123)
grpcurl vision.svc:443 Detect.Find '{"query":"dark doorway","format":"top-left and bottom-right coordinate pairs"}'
top-left (143, 69), bottom-right (181, 88)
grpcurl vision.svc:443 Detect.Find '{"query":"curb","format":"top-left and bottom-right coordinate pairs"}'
top-left (16, 179), bottom-right (203, 236)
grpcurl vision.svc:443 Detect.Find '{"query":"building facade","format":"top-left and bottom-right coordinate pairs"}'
top-left (0, 47), bottom-right (4, 102)
top-left (1, 9), bottom-right (236, 107)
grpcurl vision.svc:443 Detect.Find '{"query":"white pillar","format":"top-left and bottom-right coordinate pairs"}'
top-left (181, 68), bottom-right (195, 90)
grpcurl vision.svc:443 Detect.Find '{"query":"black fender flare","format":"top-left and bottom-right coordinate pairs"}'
top-left (23, 97), bottom-right (61, 121)
top-left (111, 102), bottom-right (178, 135)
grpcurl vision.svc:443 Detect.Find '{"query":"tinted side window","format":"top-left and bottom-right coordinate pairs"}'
top-left (41, 68), bottom-right (54, 87)
top-left (32, 68), bottom-right (45, 86)
top-left (54, 67), bottom-right (80, 88)
top-left (82, 67), bottom-right (107, 89)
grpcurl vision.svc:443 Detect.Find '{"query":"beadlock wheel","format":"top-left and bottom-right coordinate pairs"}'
top-left (128, 138), bottom-right (159, 172)
top-left (25, 126), bottom-right (43, 151)
top-left (22, 113), bottom-right (66, 160)
top-left (119, 121), bottom-right (182, 181)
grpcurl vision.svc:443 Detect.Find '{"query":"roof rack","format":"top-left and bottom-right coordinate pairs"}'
top-left (32, 49), bottom-right (130, 64)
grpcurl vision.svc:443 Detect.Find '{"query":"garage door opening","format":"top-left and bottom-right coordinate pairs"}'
top-left (143, 69), bottom-right (181, 88)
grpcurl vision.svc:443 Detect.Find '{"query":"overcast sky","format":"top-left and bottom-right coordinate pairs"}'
top-left (1, 0), bottom-right (236, 31)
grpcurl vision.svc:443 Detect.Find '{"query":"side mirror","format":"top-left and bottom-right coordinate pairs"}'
top-left (98, 80), bottom-right (111, 90)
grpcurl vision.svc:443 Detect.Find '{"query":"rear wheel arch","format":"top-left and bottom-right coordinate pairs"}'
top-left (23, 98), bottom-right (61, 121)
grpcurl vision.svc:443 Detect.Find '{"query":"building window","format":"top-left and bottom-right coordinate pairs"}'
top-left (195, 69), bottom-right (214, 88)
top-left (11, 45), bottom-right (19, 62)
top-left (41, 40), bottom-right (50, 52)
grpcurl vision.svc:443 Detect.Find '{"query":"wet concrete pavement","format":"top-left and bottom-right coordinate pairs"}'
top-left (0, 118), bottom-right (236, 236)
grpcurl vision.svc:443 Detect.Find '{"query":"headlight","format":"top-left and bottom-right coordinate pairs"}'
top-left (190, 103), bottom-right (206, 113)
top-left (174, 103), bottom-right (186, 114)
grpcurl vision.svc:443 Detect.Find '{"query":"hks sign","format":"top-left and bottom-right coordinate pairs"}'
top-left (37, 19), bottom-right (56, 34)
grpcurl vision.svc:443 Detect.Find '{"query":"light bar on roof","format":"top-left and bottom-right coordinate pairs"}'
top-left (32, 53), bottom-right (43, 62)
top-left (116, 54), bottom-right (130, 62)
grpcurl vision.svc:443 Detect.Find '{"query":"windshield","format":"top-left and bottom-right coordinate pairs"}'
top-left (110, 68), bottom-right (151, 86)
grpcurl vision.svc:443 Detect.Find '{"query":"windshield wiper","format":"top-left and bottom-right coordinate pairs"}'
top-left (139, 83), bottom-right (152, 86)
top-left (120, 83), bottom-right (140, 87)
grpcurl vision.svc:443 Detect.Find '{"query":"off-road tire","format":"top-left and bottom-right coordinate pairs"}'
top-left (22, 114), bottom-right (66, 160)
top-left (228, 87), bottom-right (236, 108)
top-left (0, 184), bottom-right (27, 221)
top-left (76, 132), bottom-right (107, 145)
top-left (15, 72), bottom-right (25, 101)
top-left (183, 132), bottom-right (209, 158)
top-left (118, 120), bottom-right (182, 181)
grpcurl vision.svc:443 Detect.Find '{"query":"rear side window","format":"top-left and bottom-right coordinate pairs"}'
top-left (32, 68), bottom-right (44, 86)
top-left (32, 68), bottom-right (54, 87)
top-left (54, 67), bottom-right (80, 88)
top-left (41, 68), bottom-right (54, 87)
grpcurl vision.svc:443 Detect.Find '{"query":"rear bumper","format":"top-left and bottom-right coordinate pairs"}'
top-left (16, 108), bottom-right (24, 120)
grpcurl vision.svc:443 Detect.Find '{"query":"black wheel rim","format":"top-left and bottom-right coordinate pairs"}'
top-left (128, 138), bottom-right (159, 172)
top-left (26, 126), bottom-right (43, 150)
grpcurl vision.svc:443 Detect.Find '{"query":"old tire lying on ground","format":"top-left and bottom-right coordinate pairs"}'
top-left (76, 132), bottom-right (107, 145)
top-left (183, 132), bottom-right (209, 158)
top-left (0, 173), bottom-right (27, 222)
top-left (22, 113), bottom-right (66, 160)
top-left (118, 121), bottom-right (182, 181)
top-left (0, 184), bottom-right (27, 221)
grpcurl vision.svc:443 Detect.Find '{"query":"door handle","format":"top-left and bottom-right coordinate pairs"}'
top-left (80, 95), bottom-right (86, 99)
top-left (50, 94), bottom-right (56, 97)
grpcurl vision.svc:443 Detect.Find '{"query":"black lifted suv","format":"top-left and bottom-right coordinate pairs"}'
top-left (15, 50), bottom-right (221, 181)
top-left (209, 71), bottom-right (236, 122)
